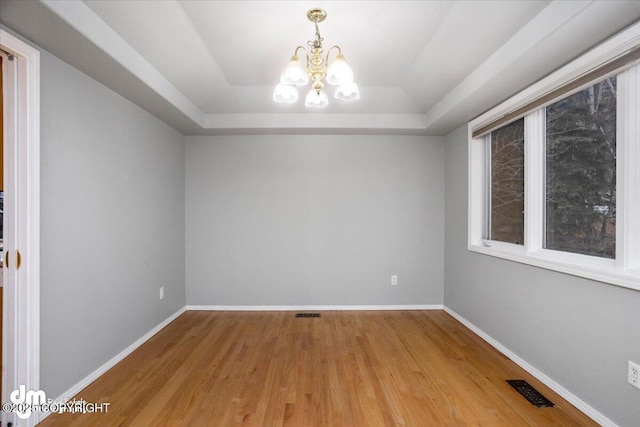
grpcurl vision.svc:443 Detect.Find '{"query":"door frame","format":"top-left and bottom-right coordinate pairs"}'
top-left (1, 29), bottom-right (40, 427)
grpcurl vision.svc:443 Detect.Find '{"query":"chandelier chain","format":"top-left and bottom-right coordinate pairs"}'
top-left (307, 21), bottom-right (324, 49)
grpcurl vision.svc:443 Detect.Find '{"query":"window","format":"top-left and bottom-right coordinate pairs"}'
top-left (489, 119), bottom-right (524, 245)
top-left (468, 22), bottom-right (640, 291)
top-left (545, 78), bottom-right (617, 258)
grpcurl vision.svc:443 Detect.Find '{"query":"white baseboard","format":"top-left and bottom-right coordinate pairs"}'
top-left (37, 306), bottom-right (188, 423)
top-left (442, 306), bottom-right (617, 427)
top-left (186, 304), bottom-right (443, 311)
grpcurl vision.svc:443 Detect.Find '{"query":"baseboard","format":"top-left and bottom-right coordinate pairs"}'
top-left (442, 306), bottom-right (617, 427)
top-left (37, 306), bottom-right (188, 423)
top-left (186, 304), bottom-right (443, 311)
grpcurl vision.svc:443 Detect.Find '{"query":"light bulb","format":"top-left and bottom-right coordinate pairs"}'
top-left (335, 82), bottom-right (360, 102)
top-left (326, 53), bottom-right (354, 85)
top-left (273, 84), bottom-right (298, 103)
top-left (281, 56), bottom-right (309, 86)
top-left (305, 89), bottom-right (329, 108)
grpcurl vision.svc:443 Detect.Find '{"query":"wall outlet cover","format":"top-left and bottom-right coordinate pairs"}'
top-left (629, 361), bottom-right (640, 389)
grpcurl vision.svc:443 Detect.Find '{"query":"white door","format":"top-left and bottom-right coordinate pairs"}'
top-left (1, 30), bottom-right (41, 427)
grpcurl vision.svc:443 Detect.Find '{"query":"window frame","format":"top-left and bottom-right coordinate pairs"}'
top-left (468, 22), bottom-right (640, 291)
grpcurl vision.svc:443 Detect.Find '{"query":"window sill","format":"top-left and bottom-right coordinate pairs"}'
top-left (468, 243), bottom-right (640, 292)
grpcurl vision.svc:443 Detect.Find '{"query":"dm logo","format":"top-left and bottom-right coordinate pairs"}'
top-left (10, 385), bottom-right (46, 419)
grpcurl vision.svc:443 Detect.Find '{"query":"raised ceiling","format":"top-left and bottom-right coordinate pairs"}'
top-left (2, 0), bottom-right (640, 135)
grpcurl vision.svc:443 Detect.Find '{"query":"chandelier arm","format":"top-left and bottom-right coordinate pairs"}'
top-left (325, 45), bottom-right (343, 64)
top-left (293, 45), bottom-right (310, 68)
top-left (293, 46), bottom-right (309, 66)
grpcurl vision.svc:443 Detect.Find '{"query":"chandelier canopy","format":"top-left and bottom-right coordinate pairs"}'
top-left (273, 8), bottom-right (360, 109)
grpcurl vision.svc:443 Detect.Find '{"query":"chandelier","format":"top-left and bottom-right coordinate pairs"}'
top-left (273, 8), bottom-right (360, 108)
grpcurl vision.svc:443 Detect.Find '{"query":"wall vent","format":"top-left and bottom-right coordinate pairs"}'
top-left (295, 313), bottom-right (321, 318)
top-left (506, 380), bottom-right (554, 407)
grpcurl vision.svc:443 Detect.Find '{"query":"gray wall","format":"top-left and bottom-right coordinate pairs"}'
top-left (41, 50), bottom-right (186, 398)
top-left (186, 135), bottom-right (444, 306)
top-left (444, 124), bottom-right (640, 426)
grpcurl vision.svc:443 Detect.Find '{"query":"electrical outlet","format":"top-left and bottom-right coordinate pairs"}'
top-left (391, 275), bottom-right (398, 286)
top-left (159, 286), bottom-right (165, 300)
top-left (629, 361), bottom-right (640, 389)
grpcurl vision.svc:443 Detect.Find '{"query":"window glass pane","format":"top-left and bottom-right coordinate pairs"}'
top-left (490, 118), bottom-right (525, 244)
top-left (545, 77), bottom-right (616, 258)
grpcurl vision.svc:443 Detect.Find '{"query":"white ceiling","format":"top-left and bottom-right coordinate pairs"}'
top-left (2, 0), bottom-right (640, 135)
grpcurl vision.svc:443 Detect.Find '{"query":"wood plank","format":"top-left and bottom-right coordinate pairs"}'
top-left (39, 311), bottom-right (598, 426)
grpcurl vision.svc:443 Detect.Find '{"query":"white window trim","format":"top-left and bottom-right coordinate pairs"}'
top-left (468, 22), bottom-right (640, 292)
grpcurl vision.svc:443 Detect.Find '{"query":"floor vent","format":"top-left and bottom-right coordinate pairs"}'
top-left (295, 313), bottom-right (321, 318)
top-left (507, 380), bottom-right (554, 407)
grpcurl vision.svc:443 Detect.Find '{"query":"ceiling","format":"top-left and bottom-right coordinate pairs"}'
top-left (1, 0), bottom-right (640, 135)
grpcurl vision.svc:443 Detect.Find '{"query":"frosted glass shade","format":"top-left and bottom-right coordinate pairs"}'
top-left (273, 84), bottom-right (298, 103)
top-left (335, 82), bottom-right (360, 102)
top-left (305, 89), bottom-right (329, 108)
top-left (326, 54), bottom-right (354, 85)
top-left (281, 56), bottom-right (309, 86)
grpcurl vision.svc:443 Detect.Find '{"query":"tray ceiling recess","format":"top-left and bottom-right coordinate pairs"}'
top-left (2, 1), bottom-right (639, 134)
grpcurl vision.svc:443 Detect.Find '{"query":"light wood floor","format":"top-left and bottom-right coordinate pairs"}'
top-left (40, 310), bottom-right (596, 426)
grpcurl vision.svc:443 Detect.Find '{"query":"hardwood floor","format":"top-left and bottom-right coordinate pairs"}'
top-left (39, 311), bottom-right (596, 426)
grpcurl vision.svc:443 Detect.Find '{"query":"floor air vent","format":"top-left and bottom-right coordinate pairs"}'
top-left (507, 380), bottom-right (554, 407)
top-left (295, 313), bottom-right (320, 318)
